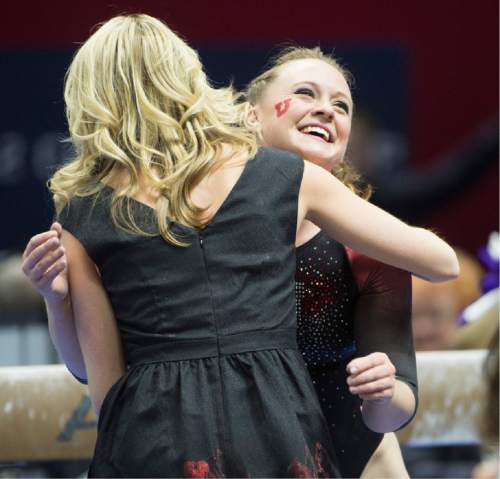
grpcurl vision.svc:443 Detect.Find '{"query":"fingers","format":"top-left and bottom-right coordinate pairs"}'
top-left (358, 386), bottom-right (394, 402)
top-left (347, 363), bottom-right (396, 387)
top-left (31, 245), bottom-right (66, 283)
top-left (22, 235), bottom-right (65, 282)
top-left (348, 375), bottom-right (395, 396)
top-left (22, 230), bottom-right (59, 260)
top-left (50, 222), bottom-right (62, 235)
top-left (36, 259), bottom-right (67, 289)
top-left (346, 352), bottom-right (396, 401)
top-left (346, 352), bottom-right (393, 376)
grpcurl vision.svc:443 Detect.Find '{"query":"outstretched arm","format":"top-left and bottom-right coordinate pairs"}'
top-left (22, 224), bottom-right (87, 381)
top-left (298, 160), bottom-right (459, 282)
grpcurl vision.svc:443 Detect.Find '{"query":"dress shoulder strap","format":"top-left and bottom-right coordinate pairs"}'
top-left (249, 147), bottom-right (305, 242)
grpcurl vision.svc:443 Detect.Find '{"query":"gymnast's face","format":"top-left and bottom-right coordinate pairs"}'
top-left (248, 59), bottom-right (353, 171)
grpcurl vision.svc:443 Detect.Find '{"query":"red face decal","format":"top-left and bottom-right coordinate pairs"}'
top-left (274, 98), bottom-right (291, 117)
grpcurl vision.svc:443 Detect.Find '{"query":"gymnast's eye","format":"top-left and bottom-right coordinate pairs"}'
top-left (334, 100), bottom-right (350, 114)
top-left (294, 87), bottom-right (315, 97)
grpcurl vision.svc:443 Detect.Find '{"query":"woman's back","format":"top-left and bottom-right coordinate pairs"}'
top-left (60, 148), bottom-right (301, 353)
top-left (59, 147), bottom-right (341, 477)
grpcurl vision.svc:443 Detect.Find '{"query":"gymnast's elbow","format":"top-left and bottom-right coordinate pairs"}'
top-left (431, 247), bottom-right (460, 283)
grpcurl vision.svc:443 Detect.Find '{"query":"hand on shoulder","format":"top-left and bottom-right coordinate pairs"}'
top-left (21, 222), bottom-right (69, 304)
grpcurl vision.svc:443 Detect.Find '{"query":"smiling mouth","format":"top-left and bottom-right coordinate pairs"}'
top-left (299, 125), bottom-right (332, 143)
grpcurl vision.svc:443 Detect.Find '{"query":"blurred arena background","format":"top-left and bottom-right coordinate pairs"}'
top-left (0, 1), bottom-right (498, 477)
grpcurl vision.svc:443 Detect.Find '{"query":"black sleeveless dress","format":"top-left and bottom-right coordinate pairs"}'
top-left (58, 148), bottom-right (340, 478)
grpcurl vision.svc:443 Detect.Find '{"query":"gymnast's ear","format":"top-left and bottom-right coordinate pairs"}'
top-left (243, 102), bottom-right (263, 133)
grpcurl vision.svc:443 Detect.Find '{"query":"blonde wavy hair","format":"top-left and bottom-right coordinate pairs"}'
top-left (50, 14), bottom-right (257, 245)
top-left (245, 46), bottom-right (372, 200)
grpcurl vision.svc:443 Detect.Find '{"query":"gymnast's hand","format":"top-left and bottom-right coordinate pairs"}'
top-left (21, 222), bottom-right (68, 304)
top-left (346, 352), bottom-right (396, 402)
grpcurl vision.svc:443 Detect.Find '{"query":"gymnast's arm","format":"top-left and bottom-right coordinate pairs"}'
top-left (298, 160), bottom-right (459, 282)
top-left (22, 224), bottom-right (88, 382)
top-left (46, 294), bottom-right (88, 382)
top-left (59, 229), bottom-right (125, 414)
top-left (346, 249), bottom-right (417, 433)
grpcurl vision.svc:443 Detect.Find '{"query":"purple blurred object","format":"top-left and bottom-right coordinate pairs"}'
top-left (478, 244), bottom-right (499, 294)
top-left (457, 232), bottom-right (499, 326)
top-left (456, 314), bottom-right (467, 327)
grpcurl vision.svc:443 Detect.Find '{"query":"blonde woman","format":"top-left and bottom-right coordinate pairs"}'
top-left (22, 14), bottom-right (458, 477)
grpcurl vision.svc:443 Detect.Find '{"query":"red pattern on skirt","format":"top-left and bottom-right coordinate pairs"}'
top-left (183, 442), bottom-right (327, 478)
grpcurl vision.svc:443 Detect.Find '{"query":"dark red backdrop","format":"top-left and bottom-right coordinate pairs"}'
top-left (4, 0), bottom-right (499, 252)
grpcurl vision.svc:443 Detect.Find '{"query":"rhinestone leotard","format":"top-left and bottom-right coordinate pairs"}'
top-left (296, 230), bottom-right (416, 478)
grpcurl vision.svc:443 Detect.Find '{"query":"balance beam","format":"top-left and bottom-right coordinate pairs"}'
top-left (0, 350), bottom-right (489, 461)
